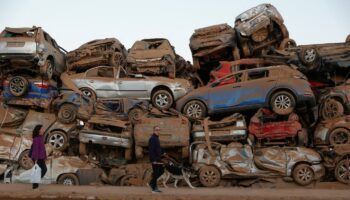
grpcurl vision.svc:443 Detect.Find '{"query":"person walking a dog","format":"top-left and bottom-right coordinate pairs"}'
top-left (148, 125), bottom-right (165, 193)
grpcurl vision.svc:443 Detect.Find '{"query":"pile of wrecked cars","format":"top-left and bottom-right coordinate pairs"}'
top-left (0, 2), bottom-right (350, 189)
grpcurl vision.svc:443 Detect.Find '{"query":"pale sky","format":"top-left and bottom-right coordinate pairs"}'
top-left (1, 0), bottom-right (349, 62)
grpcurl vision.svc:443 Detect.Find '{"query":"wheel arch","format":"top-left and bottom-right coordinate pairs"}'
top-left (151, 85), bottom-right (174, 100)
top-left (291, 161), bottom-right (313, 176)
top-left (56, 172), bottom-right (79, 185)
top-left (266, 87), bottom-right (298, 106)
top-left (182, 98), bottom-right (208, 114)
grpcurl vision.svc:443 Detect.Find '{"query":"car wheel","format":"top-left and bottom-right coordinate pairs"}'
top-left (40, 59), bottom-right (54, 80)
top-left (18, 150), bottom-right (34, 170)
top-left (183, 100), bottom-right (207, 120)
top-left (9, 76), bottom-right (29, 97)
top-left (270, 91), bottom-right (295, 115)
top-left (299, 48), bottom-right (319, 67)
top-left (297, 129), bottom-right (308, 146)
top-left (279, 38), bottom-right (297, 50)
top-left (329, 128), bottom-right (350, 145)
top-left (199, 165), bottom-right (221, 187)
top-left (57, 173), bottom-right (79, 185)
top-left (251, 27), bottom-right (269, 42)
top-left (321, 99), bottom-right (344, 120)
top-left (58, 104), bottom-right (78, 124)
top-left (119, 174), bottom-right (136, 186)
top-left (292, 163), bottom-right (314, 186)
top-left (80, 87), bottom-right (96, 101)
top-left (47, 131), bottom-right (68, 151)
top-left (151, 89), bottom-right (173, 110)
top-left (335, 158), bottom-right (350, 184)
top-left (128, 107), bottom-right (144, 124)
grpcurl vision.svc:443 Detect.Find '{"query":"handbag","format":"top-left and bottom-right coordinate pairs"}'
top-left (30, 163), bottom-right (41, 184)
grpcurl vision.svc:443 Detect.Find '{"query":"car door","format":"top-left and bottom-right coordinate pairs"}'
top-left (207, 72), bottom-right (246, 112)
top-left (83, 66), bottom-right (118, 98)
top-left (115, 67), bottom-right (147, 98)
top-left (237, 68), bottom-right (277, 107)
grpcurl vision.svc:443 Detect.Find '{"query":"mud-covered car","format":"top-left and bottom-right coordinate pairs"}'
top-left (315, 79), bottom-right (350, 120)
top-left (127, 38), bottom-right (176, 78)
top-left (189, 24), bottom-right (238, 71)
top-left (192, 113), bottom-right (246, 142)
top-left (248, 108), bottom-right (308, 146)
top-left (317, 144), bottom-right (350, 184)
top-left (78, 116), bottom-right (133, 167)
top-left (64, 65), bottom-right (192, 110)
top-left (176, 65), bottom-right (316, 120)
top-left (67, 38), bottom-right (127, 72)
top-left (133, 110), bottom-right (190, 160)
top-left (234, 4), bottom-right (290, 57)
top-left (314, 116), bottom-right (350, 146)
top-left (108, 163), bottom-right (152, 186)
top-left (209, 58), bottom-right (281, 83)
top-left (4, 156), bottom-right (104, 185)
top-left (0, 26), bottom-right (66, 79)
top-left (190, 142), bottom-right (324, 187)
top-left (0, 109), bottom-right (76, 157)
top-left (2, 75), bottom-right (58, 109)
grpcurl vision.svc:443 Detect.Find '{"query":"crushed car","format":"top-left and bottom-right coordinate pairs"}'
top-left (78, 116), bottom-right (133, 167)
top-left (248, 108), bottom-right (308, 146)
top-left (62, 65), bottom-right (192, 110)
top-left (108, 163), bottom-right (152, 186)
top-left (191, 113), bottom-right (246, 142)
top-left (176, 65), bottom-right (317, 120)
top-left (314, 115), bottom-right (350, 146)
top-left (190, 142), bottom-right (324, 187)
top-left (0, 26), bottom-right (67, 79)
top-left (67, 38), bottom-right (127, 72)
top-left (127, 38), bottom-right (176, 78)
top-left (317, 144), bottom-right (350, 184)
top-left (4, 155), bottom-right (105, 186)
top-left (133, 110), bottom-right (190, 160)
top-left (234, 3), bottom-right (290, 57)
top-left (2, 75), bottom-right (58, 109)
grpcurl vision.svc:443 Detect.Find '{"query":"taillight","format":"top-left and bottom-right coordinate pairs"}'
top-left (34, 82), bottom-right (49, 89)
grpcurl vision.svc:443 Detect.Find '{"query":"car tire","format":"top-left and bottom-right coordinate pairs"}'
top-left (9, 76), bottom-right (29, 97)
top-left (329, 128), bottom-right (350, 145)
top-left (47, 131), bottom-right (68, 151)
top-left (57, 173), bottom-right (79, 185)
top-left (18, 149), bottom-right (34, 170)
top-left (128, 107), bottom-right (144, 124)
top-left (41, 59), bottom-right (54, 80)
top-left (151, 89), bottom-right (173, 110)
top-left (299, 48), bottom-right (319, 67)
top-left (58, 104), bottom-right (78, 124)
top-left (183, 100), bottom-right (207, 120)
top-left (199, 165), bottom-right (221, 187)
top-left (335, 158), bottom-right (350, 184)
top-left (270, 91), bottom-right (296, 115)
top-left (292, 163), bottom-right (314, 186)
top-left (297, 129), bottom-right (308, 146)
top-left (321, 99), bottom-right (344, 120)
top-left (119, 174), bottom-right (136, 186)
top-left (80, 87), bottom-right (96, 101)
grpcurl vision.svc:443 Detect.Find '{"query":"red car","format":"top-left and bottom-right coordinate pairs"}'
top-left (248, 108), bottom-right (308, 146)
top-left (209, 58), bottom-right (279, 85)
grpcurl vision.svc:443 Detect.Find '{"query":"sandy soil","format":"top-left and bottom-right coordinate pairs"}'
top-left (1, 183), bottom-right (350, 200)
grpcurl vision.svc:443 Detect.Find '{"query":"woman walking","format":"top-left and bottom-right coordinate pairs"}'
top-left (30, 124), bottom-right (47, 189)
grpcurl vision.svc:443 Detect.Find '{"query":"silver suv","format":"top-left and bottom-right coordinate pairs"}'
top-left (0, 26), bottom-right (66, 79)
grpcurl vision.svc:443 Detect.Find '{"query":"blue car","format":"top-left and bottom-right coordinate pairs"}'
top-left (176, 65), bottom-right (317, 120)
top-left (2, 76), bottom-right (58, 109)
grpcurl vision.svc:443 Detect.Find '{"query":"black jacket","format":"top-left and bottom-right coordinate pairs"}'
top-left (148, 133), bottom-right (163, 162)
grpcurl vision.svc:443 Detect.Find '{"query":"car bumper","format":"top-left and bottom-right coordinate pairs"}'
top-left (79, 131), bottom-right (132, 148)
top-left (311, 163), bottom-right (325, 181)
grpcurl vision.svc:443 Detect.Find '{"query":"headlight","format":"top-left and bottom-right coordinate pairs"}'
top-left (37, 43), bottom-right (46, 54)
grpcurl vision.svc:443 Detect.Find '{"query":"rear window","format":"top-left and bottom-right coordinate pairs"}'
top-left (1, 30), bottom-right (36, 38)
top-left (247, 70), bottom-right (269, 80)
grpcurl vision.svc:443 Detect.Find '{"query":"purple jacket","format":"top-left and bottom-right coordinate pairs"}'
top-left (31, 135), bottom-right (47, 160)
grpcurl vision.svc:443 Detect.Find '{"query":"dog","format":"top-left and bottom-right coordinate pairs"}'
top-left (158, 162), bottom-right (196, 189)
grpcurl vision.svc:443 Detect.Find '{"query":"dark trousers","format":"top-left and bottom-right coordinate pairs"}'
top-left (32, 159), bottom-right (47, 189)
top-left (149, 164), bottom-right (164, 190)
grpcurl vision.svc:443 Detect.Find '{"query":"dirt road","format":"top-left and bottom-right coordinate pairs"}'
top-left (1, 183), bottom-right (350, 200)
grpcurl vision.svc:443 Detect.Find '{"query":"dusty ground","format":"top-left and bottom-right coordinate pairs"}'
top-left (0, 183), bottom-right (350, 200)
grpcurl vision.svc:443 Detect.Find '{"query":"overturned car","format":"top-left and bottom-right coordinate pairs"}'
top-left (67, 38), bottom-right (127, 72)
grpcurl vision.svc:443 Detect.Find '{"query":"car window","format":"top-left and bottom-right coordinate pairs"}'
top-left (86, 68), bottom-right (98, 77)
top-left (97, 67), bottom-right (114, 78)
top-left (1, 30), bottom-right (36, 38)
top-left (247, 70), bottom-right (268, 80)
top-left (214, 73), bottom-right (243, 87)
